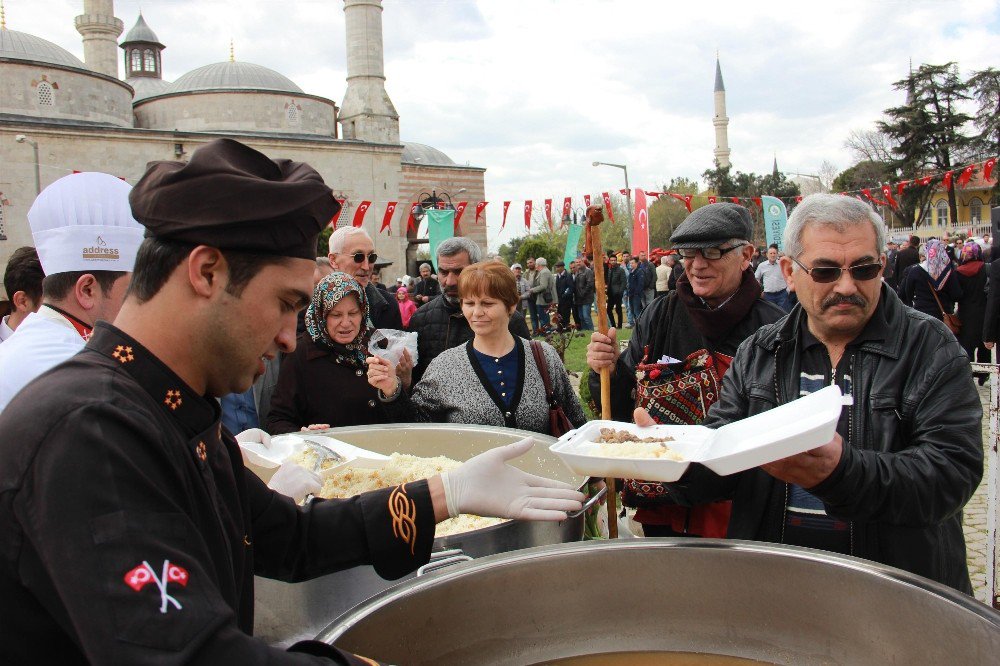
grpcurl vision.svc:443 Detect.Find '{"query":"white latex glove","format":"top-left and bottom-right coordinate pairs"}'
top-left (268, 461), bottom-right (322, 504)
top-left (235, 427), bottom-right (272, 448)
top-left (441, 437), bottom-right (584, 521)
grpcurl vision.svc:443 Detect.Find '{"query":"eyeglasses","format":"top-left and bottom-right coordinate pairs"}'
top-left (676, 242), bottom-right (748, 260)
top-left (790, 257), bottom-right (883, 283)
top-left (351, 252), bottom-right (378, 265)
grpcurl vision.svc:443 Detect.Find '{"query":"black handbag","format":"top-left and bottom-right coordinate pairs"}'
top-left (530, 341), bottom-right (573, 437)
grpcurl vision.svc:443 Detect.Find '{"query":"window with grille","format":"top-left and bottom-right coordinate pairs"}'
top-left (144, 49), bottom-right (155, 72)
top-left (130, 49), bottom-right (142, 72)
top-left (970, 198), bottom-right (983, 224)
top-left (286, 104), bottom-right (300, 126)
top-left (36, 81), bottom-right (54, 106)
top-left (936, 200), bottom-right (949, 227)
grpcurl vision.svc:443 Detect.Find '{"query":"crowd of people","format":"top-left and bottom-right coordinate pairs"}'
top-left (0, 137), bottom-right (995, 661)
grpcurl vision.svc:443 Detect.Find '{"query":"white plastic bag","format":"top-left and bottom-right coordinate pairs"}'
top-left (368, 328), bottom-right (418, 366)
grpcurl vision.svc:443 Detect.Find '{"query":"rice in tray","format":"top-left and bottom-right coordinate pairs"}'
top-left (592, 427), bottom-right (684, 461)
top-left (304, 451), bottom-right (504, 536)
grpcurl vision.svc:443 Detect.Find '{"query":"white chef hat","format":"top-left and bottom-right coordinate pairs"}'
top-left (27, 172), bottom-right (144, 276)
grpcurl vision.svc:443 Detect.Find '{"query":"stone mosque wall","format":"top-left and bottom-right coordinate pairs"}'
top-left (0, 61), bottom-right (133, 127)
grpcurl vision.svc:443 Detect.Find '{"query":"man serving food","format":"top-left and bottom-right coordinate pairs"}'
top-left (0, 139), bottom-right (583, 664)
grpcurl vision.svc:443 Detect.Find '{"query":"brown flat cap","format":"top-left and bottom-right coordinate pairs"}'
top-left (129, 139), bottom-right (340, 260)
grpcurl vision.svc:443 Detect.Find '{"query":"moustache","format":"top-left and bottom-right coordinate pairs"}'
top-left (822, 294), bottom-right (867, 310)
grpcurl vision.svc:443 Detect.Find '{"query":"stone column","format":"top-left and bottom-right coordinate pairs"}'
top-left (75, 0), bottom-right (123, 79)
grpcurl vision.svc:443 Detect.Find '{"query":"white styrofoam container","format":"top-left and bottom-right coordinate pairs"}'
top-left (551, 385), bottom-right (844, 482)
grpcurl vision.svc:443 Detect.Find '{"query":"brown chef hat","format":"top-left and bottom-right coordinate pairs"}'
top-left (129, 139), bottom-right (340, 260)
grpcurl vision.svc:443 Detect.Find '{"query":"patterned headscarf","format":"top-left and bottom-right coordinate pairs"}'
top-left (960, 241), bottom-right (982, 264)
top-left (304, 271), bottom-right (372, 366)
top-left (923, 239), bottom-right (954, 290)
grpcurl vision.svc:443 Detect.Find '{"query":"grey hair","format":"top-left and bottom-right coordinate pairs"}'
top-left (419, 262), bottom-right (432, 271)
top-left (784, 193), bottom-right (887, 260)
top-left (535, 257), bottom-right (548, 267)
top-left (437, 236), bottom-right (482, 263)
top-left (660, 255), bottom-right (670, 265)
top-left (328, 226), bottom-right (372, 255)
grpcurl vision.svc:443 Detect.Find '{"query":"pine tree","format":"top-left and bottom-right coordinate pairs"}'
top-left (967, 67), bottom-right (1000, 203)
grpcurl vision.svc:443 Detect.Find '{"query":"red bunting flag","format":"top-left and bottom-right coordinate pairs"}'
top-left (562, 197), bottom-right (572, 225)
top-left (942, 171), bottom-right (954, 190)
top-left (501, 201), bottom-right (510, 230)
top-left (896, 181), bottom-right (909, 197)
top-left (330, 198), bottom-right (347, 227)
top-left (584, 194), bottom-right (592, 207)
top-left (917, 176), bottom-right (933, 187)
top-left (379, 201), bottom-right (397, 234)
top-left (752, 197), bottom-right (762, 208)
top-left (524, 200), bottom-right (532, 230)
top-left (669, 193), bottom-right (692, 212)
top-left (795, 195), bottom-right (803, 203)
top-left (957, 164), bottom-right (975, 188)
top-left (619, 188), bottom-right (630, 197)
top-left (730, 197), bottom-right (740, 204)
top-left (601, 192), bottom-right (615, 223)
top-left (645, 191), bottom-right (663, 199)
top-left (632, 188), bottom-right (649, 257)
top-left (861, 188), bottom-right (874, 202)
top-left (984, 157), bottom-right (997, 182)
top-left (405, 203), bottom-right (419, 233)
top-left (707, 195), bottom-right (717, 204)
top-left (454, 201), bottom-right (468, 232)
top-left (544, 198), bottom-right (553, 230)
top-left (352, 200), bottom-right (371, 227)
top-left (475, 201), bottom-right (488, 224)
top-left (880, 185), bottom-right (899, 210)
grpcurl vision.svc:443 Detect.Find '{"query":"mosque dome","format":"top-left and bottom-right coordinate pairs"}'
top-left (0, 28), bottom-right (86, 69)
top-left (402, 142), bottom-right (456, 166)
top-left (122, 13), bottom-right (163, 47)
top-left (168, 61), bottom-right (303, 94)
top-left (126, 76), bottom-right (171, 101)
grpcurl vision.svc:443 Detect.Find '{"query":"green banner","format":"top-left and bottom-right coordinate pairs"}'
top-left (564, 223), bottom-right (584, 267)
top-left (427, 209), bottom-right (455, 272)
top-left (761, 196), bottom-right (788, 252)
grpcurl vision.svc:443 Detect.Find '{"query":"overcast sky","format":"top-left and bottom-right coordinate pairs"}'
top-left (9, 0), bottom-right (1000, 248)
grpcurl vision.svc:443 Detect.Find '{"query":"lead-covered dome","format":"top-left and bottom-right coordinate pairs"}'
top-left (0, 28), bottom-right (85, 69)
top-left (168, 61), bottom-right (303, 94)
top-left (402, 143), bottom-right (456, 166)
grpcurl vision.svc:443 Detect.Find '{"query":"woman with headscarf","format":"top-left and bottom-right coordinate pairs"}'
top-left (955, 241), bottom-right (990, 371)
top-left (265, 272), bottom-right (411, 434)
top-left (900, 238), bottom-right (963, 321)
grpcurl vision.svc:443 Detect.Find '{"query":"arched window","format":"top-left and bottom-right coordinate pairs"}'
top-left (970, 198), bottom-right (983, 224)
top-left (286, 104), bottom-right (300, 126)
top-left (130, 49), bottom-right (142, 72)
top-left (36, 81), bottom-right (54, 106)
top-left (921, 206), bottom-right (932, 226)
top-left (936, 200), bottom-right (949, 227)
top-left (144, 49), bottom-right (156, 72)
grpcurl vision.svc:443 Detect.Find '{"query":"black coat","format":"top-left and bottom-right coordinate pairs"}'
top-left (367, 283), bottom-right (403, 330)
top-left (669, 287), bottom-right (983, 592)
top-left (265, 334), bottom-right (390, 434)
top-left (413, 277), bottom-right (441, 303)
top-left (955, 263), bottom-right (988, 356)
top-left (574, 267), bottom-right (595, 305)
top-left (407, 294), bottom-right (531, 383)
top-left (0, 323), bottom-right (434, 664)
top-left (983, 258), bottom-right (1000, 343)
top-left (899, 264), bottom-right (962, 320)
top-left (556, 270), bottom-right (575, 305)
top-left (606, 265), bottom-right (627, 298)
top-left (893, 246), bottom-right (920, 285)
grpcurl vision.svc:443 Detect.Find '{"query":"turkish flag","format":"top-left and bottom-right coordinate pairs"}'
top-left (124, 563), bottom-right (154, 592)
top-left (501, 201), bottom-right (510, 230)
top-left (896, 181), bottom-right (908, 197)
top-left (406, 203), bottom-right (419, 233)
top-left (380, 201), bottom-right (397, 234)
top-left (584, 194), bottom-right (592, 207)
top-left (454, 201), bottom-right (468, 232)
top-left (795, 195), bottom-right (803, 203)
top-left (942, 171), bottom-right (954, 190)
top-left (731, 197), bottom-right (740, 204)
top-left (632, 188), bottom-right (649, 256)
top-left (881, 185), bottom-right (899, 210)
top-left (544, 198), bottom-right (553, 230)
top-left (524, 200), bottom-right (532, 230)
top-left (330, 198), bottom-right (347, 227)
top-left (166, 563), bottom-right (189, 587)
top-left (562, 197), bottom-right (572, 221)
top-left (645, 191), bottom-right (663, 199)
top-left (984, 157), bottom-right (997, 182)
top-left (752, 197), bottom-right (762, 208)
top-left (619, 188), bottom-right (630, 197)
top-left (917, 176), bottom-right (933, 187)
top-left (601, 192), bottom-right (615, 223)
top-left (707, 195), bottom-right (718, 204)
top-left (475, 201), bottom-right (488, 223)
top-left (957, 164), bottom-right (975, 188)
top-left (669, 193), bottom-right (692, 212)
top-left (861, 188), bottom-right (874, 202)
top-left (352, 201), bottom-right (371, 227)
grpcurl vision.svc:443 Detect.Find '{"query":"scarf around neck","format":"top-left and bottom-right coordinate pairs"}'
top-left (304, 271), bottom-right (373, 367)
top-left (673, 267), bottom-right (763, 346)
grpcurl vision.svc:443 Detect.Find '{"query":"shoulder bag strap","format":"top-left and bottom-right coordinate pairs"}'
top-left (926, 279), bottom-right (949, 317)
top-left (529, 340), bottom-right (556, 403)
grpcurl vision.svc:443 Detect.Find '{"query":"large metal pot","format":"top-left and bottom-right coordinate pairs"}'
top-left (319, 539), bottom-right (1000, 665)
top-left (253, 424), bottom-right (590, 647)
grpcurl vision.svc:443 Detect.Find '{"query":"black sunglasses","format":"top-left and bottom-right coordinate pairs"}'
top-left (676, 242), bottom-right (747, 260)
top-left (351, 252), bottom-right (378, 264)
top-left (791, 257), bottom-right (883, 283)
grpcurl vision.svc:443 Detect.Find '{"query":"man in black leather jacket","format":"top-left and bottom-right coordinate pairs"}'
top-left (408, 237), bottom-right (530, 383)
top-left (649, 194), bottom-right (983, 592)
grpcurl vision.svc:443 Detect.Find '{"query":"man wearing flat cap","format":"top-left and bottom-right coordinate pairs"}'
top-left (587, 202), bottom-right (785, 538)
top-left (0, 139), bottom-right (583, 664)
top-left (0, 172), bottom-right (143, 413)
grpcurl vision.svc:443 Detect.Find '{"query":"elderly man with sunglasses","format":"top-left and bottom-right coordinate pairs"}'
top-left (587, 202), bottom-right (786, 538)
top-left (643, 193), bottom-right (983, 593)
top-left (328, 226), bottom-right (403, 330)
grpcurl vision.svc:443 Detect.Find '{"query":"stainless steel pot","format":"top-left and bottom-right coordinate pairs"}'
top-left (253, 424), bottom-right (590, 647)
top-left (318, 539), bottom-right (1000, 665)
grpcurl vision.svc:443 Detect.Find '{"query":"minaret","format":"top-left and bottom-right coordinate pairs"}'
top-left (772, 154), bottom-right (779, 177)
top-left (120, 12), bottom-right (165, 80)
top-left (340, 0), bottom-right (399, 144)
top-left (75, 0), bottom-right (123, 78)
top-left (713, 55), bottom-right (731, 168)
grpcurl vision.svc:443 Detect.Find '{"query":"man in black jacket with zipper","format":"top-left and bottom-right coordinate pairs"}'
top-left (648, 194), bottom-right (983, 593)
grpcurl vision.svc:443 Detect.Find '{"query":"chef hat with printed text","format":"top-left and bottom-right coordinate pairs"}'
top-left (27, 172), bottom-right (144, 276)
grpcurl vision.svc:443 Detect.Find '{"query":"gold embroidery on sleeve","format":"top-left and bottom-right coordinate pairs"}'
top-left (388, 484), bottom-right (417, 555)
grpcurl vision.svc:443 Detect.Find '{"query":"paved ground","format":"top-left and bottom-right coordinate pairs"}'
top-left (965, 383), bottom-right (996, 607)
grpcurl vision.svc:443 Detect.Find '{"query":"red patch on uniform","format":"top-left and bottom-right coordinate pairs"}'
top-left (124, 563), bottom-right (154, 591)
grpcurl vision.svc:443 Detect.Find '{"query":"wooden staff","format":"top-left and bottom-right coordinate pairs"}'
top-left (585, 204), bottom-right (618, 539)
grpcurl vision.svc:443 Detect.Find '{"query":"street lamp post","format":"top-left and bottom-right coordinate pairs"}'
top-left (15, 134), bottom-right (40, 196)
top-left (593, 161), bottom-right (631, 245)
